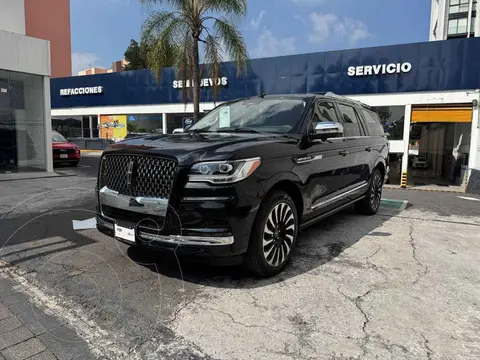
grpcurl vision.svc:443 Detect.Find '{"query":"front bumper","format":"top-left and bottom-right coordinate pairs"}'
top-left (96, 214), bottom-right (233, 246)
top-left (96, 178), bottom-right (261, 259)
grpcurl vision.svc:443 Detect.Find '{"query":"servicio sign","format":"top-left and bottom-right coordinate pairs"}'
top-left (173, 77), bottom-right (228, 89)
top-left (347, 62), bottom-right (412, 77)
top-left (60, 86), bottom-right (104, 96)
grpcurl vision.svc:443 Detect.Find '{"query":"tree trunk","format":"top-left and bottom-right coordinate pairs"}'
top-left (192, 39), bottom-right (201, 122)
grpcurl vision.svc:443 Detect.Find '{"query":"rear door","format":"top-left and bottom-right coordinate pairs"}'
top-left (358, 107), bottom-right (389, 176)
top-left (336, 102), bottom-right (371, 192)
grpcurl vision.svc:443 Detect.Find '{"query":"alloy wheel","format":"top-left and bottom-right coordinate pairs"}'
top-left (262, 202), bottom-right (296, 267)
top-left (370, 171), bottom-right (383, 211)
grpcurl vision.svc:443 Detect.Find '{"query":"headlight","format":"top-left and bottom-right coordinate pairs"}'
top-left (189, 157), bottom-right (261, 184)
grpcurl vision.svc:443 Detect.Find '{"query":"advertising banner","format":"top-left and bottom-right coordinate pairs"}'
top-left (100, 115), bottom-right (127, 140)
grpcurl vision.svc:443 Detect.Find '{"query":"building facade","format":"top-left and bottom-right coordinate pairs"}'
top-left (24, 0), bottom-right (72, 78)
top-left (50, 38), bottom-right (480, 192)
top-left (430, 0), bottom-right (480, 40)
top-left (0, 0), bottom-right (53, 177)
top-left (77, 59), bottom-right (129, 76)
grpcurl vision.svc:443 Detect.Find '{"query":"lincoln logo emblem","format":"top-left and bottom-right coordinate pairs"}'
top-left (126, 160), bottom-right (135, 186)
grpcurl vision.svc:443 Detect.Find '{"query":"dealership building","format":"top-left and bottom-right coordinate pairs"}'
top-left (50, 37), bottom-right (480, 192)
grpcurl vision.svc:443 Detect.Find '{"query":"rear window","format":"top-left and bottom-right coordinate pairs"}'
top-left (360, 108), bottom-right (385, 136)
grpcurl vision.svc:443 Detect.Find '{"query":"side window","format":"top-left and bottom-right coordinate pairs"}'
top-left (337, 103), bottom-right (363, 137)
top-left (311, 101), bottom-right (338, 129)
top-left (360, 108), bottom-right (385, 136)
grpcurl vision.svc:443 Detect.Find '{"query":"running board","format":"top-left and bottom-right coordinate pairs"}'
top-left (299, 196), bottom-right (365, 230)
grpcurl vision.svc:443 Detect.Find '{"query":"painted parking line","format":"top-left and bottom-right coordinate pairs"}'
top-left (380, 198), bottom-right (408, 211)
top-left (457, 196), bottom-right (480, 202)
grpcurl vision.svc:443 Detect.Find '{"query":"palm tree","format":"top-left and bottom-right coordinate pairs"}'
top-left (140, 0), bottom-right (249, 122)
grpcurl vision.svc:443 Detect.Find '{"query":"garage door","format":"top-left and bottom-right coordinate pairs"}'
top-left (411, 106), bottom-right (472, 123)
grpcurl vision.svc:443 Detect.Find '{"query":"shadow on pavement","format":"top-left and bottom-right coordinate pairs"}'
top-left (127, 206), bottom-right (397, 289)
top-left (0, 208), bottom-right (97, 266)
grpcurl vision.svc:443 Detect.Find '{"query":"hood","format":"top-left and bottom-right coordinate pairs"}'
top-left (104, 132), bottom-right (299, 165)
top-left (52, 141), bottom-right (78, 149)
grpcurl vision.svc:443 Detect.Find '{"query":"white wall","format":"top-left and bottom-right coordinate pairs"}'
top-left (429, 0), bottom-right (447, 41)
top-left (0, 0), bottom-right (26, 35)
top-left (0, 29), bottom-right (51, 76)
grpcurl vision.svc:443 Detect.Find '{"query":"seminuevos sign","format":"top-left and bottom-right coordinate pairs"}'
top-left (60, 86), bottom-right (104, 96)
top-left (347, 62), bottom-right (412, 77)
top-left (173, 77), bottom-right (228, 89)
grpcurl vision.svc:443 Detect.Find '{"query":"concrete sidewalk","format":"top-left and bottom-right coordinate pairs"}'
top-left (0, 271), bottom-right (94, 360)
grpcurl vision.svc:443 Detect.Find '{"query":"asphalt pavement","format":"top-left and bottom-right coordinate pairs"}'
top-left (0, 155), bottom-right (480, 359)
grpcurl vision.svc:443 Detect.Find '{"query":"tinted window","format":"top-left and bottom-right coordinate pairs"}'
top-left (312, 101), bottom-right (338, 128)
top-left (360, 108), bottom-right (385, 136)
top-left (337, 104), bottom-right (362, 137)
top-left (189, 97), bottom-right (307, 134)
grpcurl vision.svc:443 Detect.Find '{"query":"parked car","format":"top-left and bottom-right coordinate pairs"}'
top-left (96, 93), bottom-right (389, 277)
top-left (412, 156), bottom-right (428, 169)
top-left (52, 130), bottom-right (80, 166)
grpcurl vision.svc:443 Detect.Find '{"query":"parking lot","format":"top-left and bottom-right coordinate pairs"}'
top-left (1, 156), bottom-right (480, 359)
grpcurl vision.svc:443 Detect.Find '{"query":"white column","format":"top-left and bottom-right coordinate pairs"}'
top-left (89, 116), bottom-right (93, 138)
top-left (43, 76), bottom-right (53, 172)
top-left (467, 0), bottom-right (474, 38)
top-left (162, 113), bottom-right (167, 134)
top-left (468, 97), bottom-right (480, 178)
top-left (401, 105), bottom-right (412, 186)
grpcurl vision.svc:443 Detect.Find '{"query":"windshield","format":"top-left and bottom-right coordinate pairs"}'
top-left (188, 97), bottom-right (307, 134)
top-left (52, 131), bottom-right (67, 143)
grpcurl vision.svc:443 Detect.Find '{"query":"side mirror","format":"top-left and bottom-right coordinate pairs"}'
top-left (313, 122), bottom-right (344, 139)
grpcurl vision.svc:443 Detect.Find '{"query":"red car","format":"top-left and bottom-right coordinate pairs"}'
top-left (52, 130), bottom-right (81, 166)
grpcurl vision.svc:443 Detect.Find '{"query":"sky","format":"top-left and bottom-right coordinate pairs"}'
top-left (70, 0), bottom-right (432, 74)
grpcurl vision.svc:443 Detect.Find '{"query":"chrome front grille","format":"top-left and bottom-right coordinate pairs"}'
top-left (100, 154), bottom-right (177, 198)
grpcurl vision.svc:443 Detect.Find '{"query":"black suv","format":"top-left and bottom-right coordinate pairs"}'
top-left (96, 93), bottom-right (389, 277)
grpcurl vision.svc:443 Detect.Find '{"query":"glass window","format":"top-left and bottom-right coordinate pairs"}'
top-left (0, 70), bottom-right (46, 173)
top-left (458, 18), bottom-right (468, 32)
top-left (189, 97), bottom-right (307, 134)
top-left (337, 103), bottom-right (362, 137)
top-left (370, 106), bottom-right (406, 140)
top-left (312, 101), bottom-right (338, 129)
top-left (449, 0), bottom-right (470, 13)
top-left (471, 17), bottom-right (476, 32)
top-left (360, 109), bottom-right (385, 136)
top-left (448, 17), bottom-right (469, 34)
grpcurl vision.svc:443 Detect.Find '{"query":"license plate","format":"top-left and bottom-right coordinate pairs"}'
top-left (60, 154), bottom-right (68, 159)
top-left (114, 224), bottom-right (135, 243)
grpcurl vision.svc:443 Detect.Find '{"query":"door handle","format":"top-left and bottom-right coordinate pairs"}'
top-left (365, 147), bottom-right (372, 152)
top-left (339, 150), bottom-right (349, 156)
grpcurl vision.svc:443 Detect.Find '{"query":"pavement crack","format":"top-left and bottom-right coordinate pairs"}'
top-left (209, 307), bottom-right (296, 336)
top-left (421, 333), bottom-right (434, 360)
top-left (165, 296), bottom-right (196, 325)
top-left (409, 224), bottom-right (429, 285)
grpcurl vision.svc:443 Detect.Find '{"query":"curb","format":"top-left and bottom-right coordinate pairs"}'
top-left (384, 185), bottom-right (465, 193)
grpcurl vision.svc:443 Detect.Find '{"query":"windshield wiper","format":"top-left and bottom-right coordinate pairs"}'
top-left (216, 127), bottom-right (262, 133)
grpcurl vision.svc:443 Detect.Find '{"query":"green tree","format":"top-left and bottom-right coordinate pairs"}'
top-left (140, 0), bottom-right (249, 121)
top-left (124, 39), bottom-right (146, 70)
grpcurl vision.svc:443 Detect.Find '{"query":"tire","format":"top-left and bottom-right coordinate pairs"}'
top-left (244, 191), bottom-right (299, 277)
top-left (355, 168), bottom-right (383, 215)
top-left (70, 161), bottom-right (79, 167)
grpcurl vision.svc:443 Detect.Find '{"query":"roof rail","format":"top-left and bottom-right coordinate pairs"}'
top-left (323, 92), bottom-right (371, 109)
